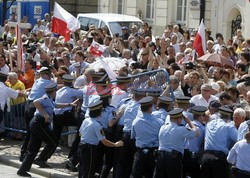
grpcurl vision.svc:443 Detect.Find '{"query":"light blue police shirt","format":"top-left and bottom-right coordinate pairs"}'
top-left (237, 121), bottom-right (249, 141)
top-left (100, 105), bottom-right (116, 129)
top-left (79, 117), bottom-right (106, 145)
top-left (159, 122), bottom-right (196, 154)
top-left (131, 112), bottom-right (163, 148)
top-left (123, 100), bottom-right (140, 132)
top-left (185, 120), bottom-right (205, 153)
top-left (152, 108), bottom-right (168, 123)
top-left (28, 78), bottom-right (54, 101)
top-left (204, 118), bottom-right (237, 154)
top-left (54, 86), bottom-right (83, 115)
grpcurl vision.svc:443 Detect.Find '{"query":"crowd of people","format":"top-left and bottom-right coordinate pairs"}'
top-left (0, 11), bottom-right (250, 178)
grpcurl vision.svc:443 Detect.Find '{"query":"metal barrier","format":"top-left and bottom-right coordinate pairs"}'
top-left (0, 102), bottom-right (77, 136)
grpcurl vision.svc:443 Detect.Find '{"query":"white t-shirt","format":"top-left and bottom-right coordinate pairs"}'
top-left (0, 64), bottom-right (10, 74)
top-left (0, 82), bottom-right (18, 110)
top-left (190, 94), bottom-right (218, 107)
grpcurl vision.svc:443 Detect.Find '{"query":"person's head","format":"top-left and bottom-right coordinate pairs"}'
top-left (84, 68), bottom-right (95, 83)
top-left (139, 96), bottom-right (153, 113)
top-left (216, 81), bottom-right (227, 93)
top-left (208, 100), bottom-right (221, 115)
top-left (233, 108), bottom-right (246, 128)
top-left (169, 63), bottom-right (180, 75)
top-left (44, 13), bottom-right (50, 20)
top-left (11, 12), bottom-right (16, 20)
top-left (247, 90), bottom-right (250, 104)
top-left (169, 108), bottom-right (184, 125)
top-left (192, 106), bottom-right (207, 123)
top-left (176, 97), bottom-right (190, 110)
top-left (189, 71), bottom-right (199, 86)
top-left (36, 19), bottom-right (42, 27)
top-left (140, 49), bottom-right (149, 62)
top-left (201, 84), bottom-right (212, 99)
top-left (157, 96), bottom-right (174, 112)
top-left (210, 82), bottom-right (220, 95)
top-left (191, 84), bottom-right (202, 96)
top-left (241, 52), bottom-right (250, 64)
top-left (167, 45), bottom-right (175, 57)
top-left (45, 83), bottom-right (57, 99)
top-left (89, 100), bottom-right (103, 118)
top-left (40, 67), bottom-right (51, 80)
top-left (170, 75), bottom-right (180, 90)
top-left (237, 82), bottom-right (250, 98)
top-left (219, 92), bottom-right (232, 106)
top-left (216, 33), bottom-right (224, 44)
top-left (174, 70), bottom-right (182, 81)
top-left (62, 74), bottom-right (74, 87)
top-left (0, 53), bottom-right (6, 68)
top-left (219, 106), bottom-right (233, 120)
top-left (122, 49), bottom-right (131, 60)
top-left (8, 72), bottom-right (18, 86)
top-left (171, 33), bottom-right (178, 44)
top-left (212, 67), bottom-right (223, 81)
top-left (75, 50), bottom-right (84, 62)
top-left (152, 58), bottom-right (159, 69)
top-left (179, 42), bottom-right (186, 53)
top-left (220, 46), bottom-right (229, 56)
top-left (104, 35), bottom-right (112, 46)
top-left (227, 87), bottom-right (240, 103)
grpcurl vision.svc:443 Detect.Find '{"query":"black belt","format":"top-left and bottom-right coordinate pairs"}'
top-left (79, 142), bottom-right (98, 148)
top-left (138, 147), bottom-right (157, 151)
top-left (204, 150), bottom-right (227, 159)
top-left (184, 149), bottom-right (202, 159)
top-left (159, 150), bottom-right (183, 159)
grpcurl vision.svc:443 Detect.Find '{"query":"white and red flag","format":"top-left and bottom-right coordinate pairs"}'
top-left (193, 19), bottom-right (206, 57)
top-left (52, 2), bottom-right (80, 42)
top-left (90, 40), bottom-right (106, 57)
top-left (16, 24), bottom-right (24, 71)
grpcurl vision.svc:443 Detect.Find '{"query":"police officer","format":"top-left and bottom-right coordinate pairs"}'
top-left (201, 106), bottom-right (238, 178)
top-left (227, 131), bottom-right (250, 178)
top-left (0, 72), bottom-right (25, 123)
top-left (38, 74), bottom-right (83, 164)
top-left (78, 100), bottom-right (124, 178)
top-left (116, 88), bottom-right (146, 178)
top-left (131, 96), bottom-right (163, 178)
top-left (152, 96), bottom-right (173, 123)
top-left (20, 67), bottom-right (54, 161)
top-left (98, 88), bottom-right (117, 178)
top-left (154, 108), bottom-right (199, 178)
top-left (183, 106), bottom-right (207, 178)
top-left (17, 83), bottom-right (77, 177)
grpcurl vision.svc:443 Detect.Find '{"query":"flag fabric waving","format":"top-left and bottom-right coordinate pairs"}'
top-left (90, 40), bottom-right (106, 57)
top-left (52, 2), bottom-right (80, 42)
top-left (193, 19), bottom-right (206, 57)
top-left (16, 24), bottom-right (24, 72)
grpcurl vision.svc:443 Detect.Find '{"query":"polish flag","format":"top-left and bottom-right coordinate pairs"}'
top-left (52, 2), bottom-right (80, 42)
top-left (90, 40), bottom-right (106, 57)
top-left (193, 19), bottom-right (206, 57)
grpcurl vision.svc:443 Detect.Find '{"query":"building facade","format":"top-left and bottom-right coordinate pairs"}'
top-left (98, 0), bottom-right (250, 40)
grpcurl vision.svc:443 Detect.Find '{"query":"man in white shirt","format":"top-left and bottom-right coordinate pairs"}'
top-left (32, 19), bottom-right (45, 34)
top-left (190, 83), bottom-right (218, 107)
top-left (74, 68), bottom-right (95, 88)
top-left (0, 54), bottom-right (10, 74)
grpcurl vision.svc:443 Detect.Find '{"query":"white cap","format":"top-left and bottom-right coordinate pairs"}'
top-left (211, 82), bottom-right (220, 92)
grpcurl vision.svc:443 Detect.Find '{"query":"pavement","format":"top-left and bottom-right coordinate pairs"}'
top-left (0, 154), bottom-right (76, 178)
top-left (0, 163), bottom-right (46, 178)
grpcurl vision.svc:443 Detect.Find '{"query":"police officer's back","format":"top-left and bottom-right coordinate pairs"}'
top-left (154, 108), bottom-right (199, 178)
top-left (201, 107), bottom-right (238, 178)
top-left (152, 96), bottom-right (173, 123)
top-left (131, 96), bottom-right (163, 178)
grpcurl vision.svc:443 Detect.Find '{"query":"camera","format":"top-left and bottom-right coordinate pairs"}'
top-left (115, 33), bottom-right (119, 38)
top-left (184, 62), bottom-right (196, 70)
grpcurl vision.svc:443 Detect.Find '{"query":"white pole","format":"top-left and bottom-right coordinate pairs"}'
top-left (17, 0), bottom-right (21, 70)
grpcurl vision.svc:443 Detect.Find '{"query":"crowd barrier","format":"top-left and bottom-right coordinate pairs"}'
top-left (0, 102), bottom-right (77, 136)
top-left (0, 69), bottom-right (173, 135)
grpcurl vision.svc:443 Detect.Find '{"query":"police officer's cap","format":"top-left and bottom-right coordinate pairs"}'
top-left (132, 88), bottom-right (146, 96)
top-left (176, 96), bottom-right (191, 104)
top-left (139, 96), bottom-right (153, 106)
top-left (45, 83), bottom-right (57, 92)
top-left (62, 74), bottom-right (74, 83)
top-left (159, 96), bottom-right (174, 104)
top-left (169, 108), bottom-right (184, 119)
top-left (192, 106), bottom-right (207, 115)
top-left (38, 67), bottom-right (51, 74)
top-left (92, 72), bottom-right (105, 80)
top-left (146, 88), bottom-right (162, 97)
top-left (99, 88), bottom-right (112, 98)
top-left (0, 71), bottom-right (8, 78)
top-left (116, 76), bottom-right (132, 83)
top-left (209, 100), bottom-right (221, 109)
top-left (94, 79), bottom-right (109, 86)
top-left (219, 106), bottom-right (233, 117)
top-left (88, 100), bottom-right (103, 111)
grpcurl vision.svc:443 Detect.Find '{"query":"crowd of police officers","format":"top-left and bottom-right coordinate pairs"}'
top-left (1, 67), bottom-right (250, 178)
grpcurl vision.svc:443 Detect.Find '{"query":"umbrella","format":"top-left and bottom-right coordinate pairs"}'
top-left (89, 57), bottom-right (127, 71)
top-left (198, 53), bottom-right (234, 69)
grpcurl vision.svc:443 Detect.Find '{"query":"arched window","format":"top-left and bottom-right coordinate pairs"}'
top-left (176, 0), bottom-right (187, 22)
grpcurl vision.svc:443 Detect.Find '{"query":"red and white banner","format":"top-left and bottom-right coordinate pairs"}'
top-left (90, 40), bottom-right (106, 57)
top-left (193, 19), bottom-right (206, 57)
top-left (52, 2), bottom-right (80, 42)
top-left (16, 24), bottom-right (24, 72)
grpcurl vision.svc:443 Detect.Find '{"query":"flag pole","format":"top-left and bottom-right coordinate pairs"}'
top-left (17, 0), bottom-right (21, 70)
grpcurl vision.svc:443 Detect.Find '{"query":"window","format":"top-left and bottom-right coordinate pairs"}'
top-left (176, 0), bottom-right (187, 22)
top-left (118, 0), bottom-right (123, 14)
top-left (146, 0), bottom-right (154, 19)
